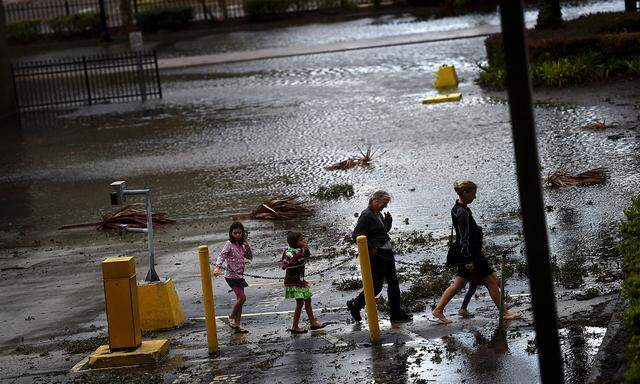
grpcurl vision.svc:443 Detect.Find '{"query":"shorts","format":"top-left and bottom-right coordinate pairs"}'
top-left (456, 258), bottom-right (494, 284)
top-left (284, 285), bottom-right (313, 299)
top-left (225, 278), bottom-right (248, 296)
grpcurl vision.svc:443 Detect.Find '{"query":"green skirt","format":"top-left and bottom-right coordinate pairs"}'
top-left (284, 285), bottom-right (313, 299)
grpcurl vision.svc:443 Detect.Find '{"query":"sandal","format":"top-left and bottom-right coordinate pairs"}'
top-left (289, 328), bottom-right (308, 334)
top-left (310, 322), bottom-right (328, 331)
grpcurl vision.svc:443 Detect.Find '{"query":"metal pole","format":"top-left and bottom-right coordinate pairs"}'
top-left (82, 56), bottom-right (92, 105)
top-left (198, 245), bottom-right (218, 355)
top-left (144, 190), bottom-right (159, 282)
top-left (136, 51), bottom-right (146, 101)
top-left (153, 50), bottom-right (162, 99)
top-left (498, 254), bottom-right (506, 329)
top-left (98, 0), bottom-right (112, 42)
top-left (498, 1), bottom-right (564, 383)
top-left (356, 235), bottom-right (380, 343)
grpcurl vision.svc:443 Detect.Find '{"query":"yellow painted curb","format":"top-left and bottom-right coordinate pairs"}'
top-left (422, 93), bottom-right (462, 104)
top-left (87, 339), bottom-right (169, 369)
top-left (138, 278), bottom-right (185, 331)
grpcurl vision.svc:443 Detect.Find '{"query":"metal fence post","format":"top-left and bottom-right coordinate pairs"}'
top-left (82, 56), bottom-right (93, 105)
top-left (498, 0), bottom-right (565, 382)
top-left (153, 50), bottom-right (162, 99)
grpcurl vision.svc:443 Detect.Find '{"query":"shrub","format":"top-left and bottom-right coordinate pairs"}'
top-left (244, 0), bottom-right (291, 20)
top-left (6, 19), bottom-right (41, 43)
top-left (621, 194), bottom-right (640, 383)
top-left (531, 53), bottom-right (600, 88)
top-left (135, 6), bottom-right (194, 33)
top-left (476, 63), bottom-right (505, 88)
top-left (47, 12), bottom-right (100, 37)
top-left (314, 184), bottom-right (354, 200)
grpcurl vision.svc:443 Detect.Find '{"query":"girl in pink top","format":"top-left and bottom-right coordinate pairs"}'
top-left (214, 222), bottom-right (253, 332)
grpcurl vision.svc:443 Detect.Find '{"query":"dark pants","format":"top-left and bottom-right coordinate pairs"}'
top-left (461, 283), bottom-right (477, 309)
top-left (353, 249), bottom-right (402, 315)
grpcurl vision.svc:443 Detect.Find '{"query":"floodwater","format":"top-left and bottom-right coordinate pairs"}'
top-left (12, 0), bottom-right (625, 61)
top-left (1, 1), bottom-right (638, 382)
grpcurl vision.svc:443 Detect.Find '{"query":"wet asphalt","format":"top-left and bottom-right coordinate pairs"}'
top-left (1, 1), bottom-right (638, 382)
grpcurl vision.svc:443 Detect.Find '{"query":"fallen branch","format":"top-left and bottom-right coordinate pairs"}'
top-left (251, 196), bottom-right (313, 220)
top-left (583, 119), bottom-right (618, 130)
top-left (326, 145), bottom-right (385, 171)
top-left (544, 168), bottom-right (606, 188)
top-left (58, 205), bottom-right (176, 231)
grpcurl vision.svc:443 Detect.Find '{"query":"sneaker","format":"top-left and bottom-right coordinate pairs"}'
top-left (346, 299), bottom-right (362, 322)
top-left (458, 308), bottom-right (474, 318)
top-left (390, 312), bottom-right (413, 323)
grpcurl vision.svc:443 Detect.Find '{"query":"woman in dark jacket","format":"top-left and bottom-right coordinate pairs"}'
top-left (431, 180), bottom-right (521, 324)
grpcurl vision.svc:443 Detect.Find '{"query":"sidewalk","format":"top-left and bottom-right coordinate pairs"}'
top-left (158, 24), bottom-right (502, 69)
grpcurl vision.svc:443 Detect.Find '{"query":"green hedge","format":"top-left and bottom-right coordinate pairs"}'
top-left (477, 53), bottom-right (640, 88)
top-left (6, 19), bottom-right (41, 43)
top-left (135, 6), bottom-right (194, 33)
top-left (479, 11), bottom-right (640, 88)
top-left (622, 194), bottom-right (640, 383)
top-left (47, 12), bottom-right (101, 37)
top-left (485, 32), bottom-right (640, 69)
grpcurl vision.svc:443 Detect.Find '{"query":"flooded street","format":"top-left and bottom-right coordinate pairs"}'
top-left (1, 1), bottom-right (638, 382)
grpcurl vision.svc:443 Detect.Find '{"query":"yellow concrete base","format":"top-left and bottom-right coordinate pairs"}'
top-left (88, 339), bottom-right (169, 369)
top-left (422, 93), bottom-right (462, 104)
top-left (138, 278), bottom-right (185, 330)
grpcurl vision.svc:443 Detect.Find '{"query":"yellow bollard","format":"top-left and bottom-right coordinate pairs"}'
top-left (102, 256), bottom-right (142, 351)
top-left (356, 235), bottom-right (380, 343)
top-left (198, 245), bottom-right (218, 355)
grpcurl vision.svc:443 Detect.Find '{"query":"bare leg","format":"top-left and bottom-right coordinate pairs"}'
top-left (304, 299), bottom-right (321, 328)
top-left (232, 292), bottom-right (246, 326)
top-left (484, 273), bottom-right (516, 317)
top-left (292, 299), bottom-right (304, 331)
top-left (432, 276), bottom-right (468, 323)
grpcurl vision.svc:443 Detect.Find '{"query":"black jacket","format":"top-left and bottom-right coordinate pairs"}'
top-left (353, 206), bottom-right (392, 251)
top-left (452, 201), bottom-right (483, 261)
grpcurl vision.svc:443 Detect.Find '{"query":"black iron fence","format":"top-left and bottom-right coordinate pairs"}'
top-left (11, 51), bottom-right (162, 113)
top-left (4, 0), bottom-right (397, 33)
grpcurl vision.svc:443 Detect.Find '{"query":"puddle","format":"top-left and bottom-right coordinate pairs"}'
top-left (406, 327), bottom-right (606, 384)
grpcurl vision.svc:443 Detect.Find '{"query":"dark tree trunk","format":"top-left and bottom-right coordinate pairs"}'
top-left (0, 1), bottom-right (18, 120)
top-left (535, 0), bottom-right (563, 30)
top-left (625, 0), bottom-right (638, 12)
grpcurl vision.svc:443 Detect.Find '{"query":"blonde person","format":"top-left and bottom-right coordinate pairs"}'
top-left (432, 180), bottom-right (521, 324)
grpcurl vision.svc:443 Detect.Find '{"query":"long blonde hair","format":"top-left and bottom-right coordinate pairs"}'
top-left (453, 180), bottom-right (477, 196)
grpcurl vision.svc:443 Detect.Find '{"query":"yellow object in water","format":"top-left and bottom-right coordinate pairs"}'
top-left (434, 65), bottom-right (459, 88)
top-left (422, 93), bottom-right (462, 104)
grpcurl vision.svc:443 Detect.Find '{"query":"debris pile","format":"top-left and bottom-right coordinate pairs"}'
top-left (584, 119), bottom-right (617, 130)
top-left (58, 205), bottom-right (175, 231)
top-left (544, 168), bottom-right (606, 188)
top-left (326, 146), bottom-right (384, 171)
top-left (251, 196), bottom-right (313, 220)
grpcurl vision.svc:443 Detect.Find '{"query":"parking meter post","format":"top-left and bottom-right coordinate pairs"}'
top-left (356, 235), bottom-right (380, 343)
top-left (198, 245), bottom-right (218, 355)
top-left (144, 190), bottom-right (159, 282)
